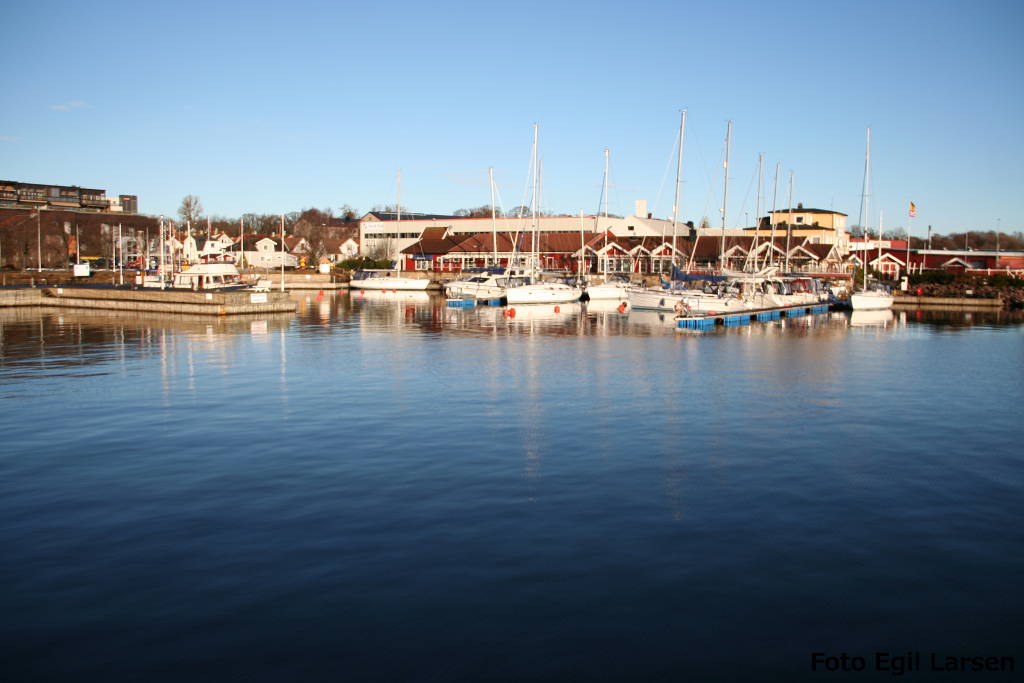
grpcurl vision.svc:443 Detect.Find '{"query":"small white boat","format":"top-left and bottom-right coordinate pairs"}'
top-left (350, 269), bottom-right (430, 291)
top-left (171, 255), bottom-right (249, 290)
top-left (444, 268), bottom-right (530, 300)
top-left (505, 280), bottom-right (582, 304)
top-left (583, 276), bottom-right (631, 301)
top-left (850, 285), bottom-right (894, 310)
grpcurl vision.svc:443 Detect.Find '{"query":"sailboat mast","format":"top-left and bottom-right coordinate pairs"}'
top-left (751, 152), bottom-right (763, 271)
top-left (602, 148), bottom-right (610, 275)
top-left (857, 127), bottom-right (872, 291)
top-left (671, 110), bottom-right (687, 270)
top-left (878, 209), bottom-right (884, 282)
top-left (766, 162), bottom-right (780, 270)
top-left (785, 172), bottom-right (794, 272)
top-left (489, 167), bottom-right (497, 266)
top-left (719, 120), bottom-right (732, 271)
top-left (530, 124), bottom-right (538, 272)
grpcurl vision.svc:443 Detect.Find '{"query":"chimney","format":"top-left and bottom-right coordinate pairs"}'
top-left (634, 199), bottom-right (647, 218)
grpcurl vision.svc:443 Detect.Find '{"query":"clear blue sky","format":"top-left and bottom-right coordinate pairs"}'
top-left (3, 0), bottom-right (1022, 237)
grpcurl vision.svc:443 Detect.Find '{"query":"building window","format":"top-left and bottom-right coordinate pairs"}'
top-left (796, 216), bottom-right (804, 223)
top-left (415, 259), bottom-right (431, 271)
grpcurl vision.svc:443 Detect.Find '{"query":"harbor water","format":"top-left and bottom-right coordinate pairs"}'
top-left (2, 293), bottom-right (1022, 681)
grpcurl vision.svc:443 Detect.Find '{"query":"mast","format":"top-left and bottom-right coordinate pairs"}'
top-left (748, 153), bottom-right (763, 272)
top-left (489, 167), bottom-right (497, 266)
top-left (159, 215), bottom-right (165, 289)
top-left (239, 217), bottom-right (244, 268)
top-left (597, 148), bottom-right (610, 277)
top-left (765, 162), bottom-right (780, 270)
top-left (878, 209), bottom-right (884, 282)
top-left (280, 214), bottom-right (285, 293)
top-left (670, 110), bottom-right (687, 272)
top-left (857, 127), bottom-right (872, 291)
top-left (530, 124), bottom-right (538, 273)
top-left (785, 171), bottom-right (794, 272)
top-left (719, 120), bottom-right (732, 271)
top-left (579, 209), bottom-right (585, 279)
top-left (396, 168), bottom-right (401, 267)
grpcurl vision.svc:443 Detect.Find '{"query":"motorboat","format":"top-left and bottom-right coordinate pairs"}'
top-left (170, 255), bottom-right (250, 290)
top-left (505, 278), bottom-right (582, 304)
top-left (444, 268), bottom-right (531, 300)
top-left (350, 269), bottom-right (430, 291)
top-left (582, 275), bottom-right (631, 301)
top-left (850, 283), bottom-right (894, 310)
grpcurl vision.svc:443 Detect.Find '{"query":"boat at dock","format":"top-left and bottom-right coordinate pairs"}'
top-left (350, 269), bottom-right (430, 291)
top-left (171, 255), bottom-right (250, 290)
top-left (444, 268), bottom-right (530, 300)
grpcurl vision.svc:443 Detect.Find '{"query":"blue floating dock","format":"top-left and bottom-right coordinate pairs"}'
top-left (447, 299), bottom-right (476, 308)
top-left (676, 302), bottom-right (831, 331)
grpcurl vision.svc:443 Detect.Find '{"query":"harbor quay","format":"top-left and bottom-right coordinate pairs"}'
top-left (0, 286), bottom-right (295, 316)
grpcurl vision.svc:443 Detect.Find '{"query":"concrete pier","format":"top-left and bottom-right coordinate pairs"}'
top-left (893, 295), bottom-right (1003, 309)
top-left (0, 287), bottom-right (296, 316)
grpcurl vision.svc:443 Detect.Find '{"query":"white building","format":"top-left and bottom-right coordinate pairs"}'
top-left (359, 202), bottom-right (699, 262)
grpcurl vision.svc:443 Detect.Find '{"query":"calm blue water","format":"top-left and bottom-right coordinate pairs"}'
top-left (2, 294), bottom-right (1022, 682)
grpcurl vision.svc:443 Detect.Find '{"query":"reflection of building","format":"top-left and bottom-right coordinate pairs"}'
top-left (0, 180), bottom-right (137, 213)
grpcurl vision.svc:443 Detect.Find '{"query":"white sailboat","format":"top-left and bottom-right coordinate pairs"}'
top-left (505, 124), bottom-right (582, 305)
top-left (850, 128), bottom-right (894, 311)
top-left (583, 148), bottom-right (630, 300)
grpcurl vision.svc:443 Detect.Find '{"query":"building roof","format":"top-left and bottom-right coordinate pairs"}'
top-left (362, 211), bottom-right (460, 222)
top-left (769, 207), bottom-right (848, 216)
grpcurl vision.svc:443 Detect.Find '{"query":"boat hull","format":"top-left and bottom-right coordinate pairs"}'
top-left (351, 277), bottom-right (430, 291)
top-left (850, 292), bottom-right (894, 310)
top-left (505, 284), bottom-right (581, 304)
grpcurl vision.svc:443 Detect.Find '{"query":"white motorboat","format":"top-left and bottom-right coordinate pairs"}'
top-left (444, 268), bottom-right (531, 300)
top-left (170, 255), bottom-right (249, 290)
top-left (505, 280), bottom-right (582, 304)
top-left (850, 286), bottom-right (894, 310)
top-left (583, 276), bottom-right (630, 300)
top-left (350, 269), bottom-right (430, 291)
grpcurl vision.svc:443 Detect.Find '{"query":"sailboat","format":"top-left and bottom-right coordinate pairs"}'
top-left (850, 128), bottom-right (894, 311)
top-left (505, 124), bottom-right (582, 305)
top-left (628, 115), bottom-right (752, 314)
top-left (582, 148), bottom-right (630, 301)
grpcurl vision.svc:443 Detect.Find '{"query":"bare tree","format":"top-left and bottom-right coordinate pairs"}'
top-left (178, 195), bottom-right (204, 225)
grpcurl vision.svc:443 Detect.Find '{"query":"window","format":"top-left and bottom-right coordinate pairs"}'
top-left (796, 216), bottom-right (804, 223)
top-left (415, 259), bottom-right (431, 271)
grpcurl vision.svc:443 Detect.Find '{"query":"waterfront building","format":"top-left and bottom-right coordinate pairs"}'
top-left (0, 180), bottom-right (137, 214)
top-left (360, 205), bottom-right (696, 262)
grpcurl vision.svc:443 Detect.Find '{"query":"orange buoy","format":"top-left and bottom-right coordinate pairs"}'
top-left (554, 305), bottom-right (560, 313)
top-left (617, 302), bottom-right (627, 313)
top-left (507, 308), bottom-right (516, 318)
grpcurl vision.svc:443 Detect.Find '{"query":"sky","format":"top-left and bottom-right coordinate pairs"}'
top-left (2, 0), bottom-right (1022, 237)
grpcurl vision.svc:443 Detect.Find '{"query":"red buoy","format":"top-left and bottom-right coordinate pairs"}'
top-left (554, 305), bottom-right (560, 313)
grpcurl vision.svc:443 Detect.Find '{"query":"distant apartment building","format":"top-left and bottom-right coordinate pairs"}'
top-left (0, 180), bottom-right (138, 214)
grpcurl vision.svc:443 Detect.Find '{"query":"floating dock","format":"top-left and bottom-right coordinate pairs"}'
top-left (0, 287), bottom-right (297, 316)
top-left (676, 303), bottom-right (830, 331)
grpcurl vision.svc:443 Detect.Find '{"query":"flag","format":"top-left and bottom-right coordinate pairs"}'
top-left (909, 201), bottom-right (917, 218)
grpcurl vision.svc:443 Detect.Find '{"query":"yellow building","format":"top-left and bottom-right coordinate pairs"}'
top-left (743, 204), bottom-right (849, 252)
